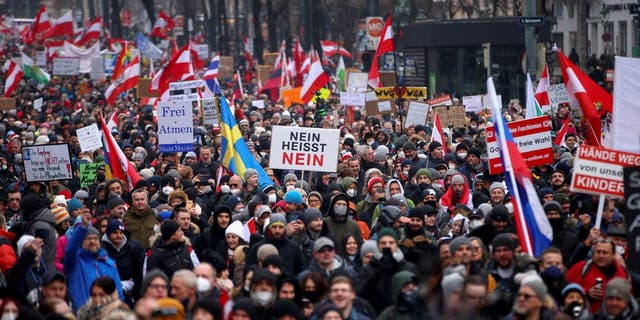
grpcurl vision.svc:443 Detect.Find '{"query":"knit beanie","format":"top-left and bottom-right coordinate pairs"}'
top-left (491, 233), bottom-right (515, 251)
top-left (302, 208), bottom-right (322, 226)
top-left (257, 244), bottom-right (279, 262)
top-left (140, 269), bottom-right (169, 297)
top-left (605, 278), bottom-right (631, 303)
top-left (428, 141), bottom-right (443, 153)
top-left (377, 227), bottom-right (399, 242)
top-left (543, 201), bottom-right (562, 214)
top-left (244, 168), bottom-right (258, 181)
top-left (283, 190), bottom-right (302, 205)
top-left (267, 214), bottom-right (287, 229)
top-left (106, 219), bottom-right (125, 236)
top-left (17, 235), bottom-right (35, 257)
top-left (374, 145), bottom-right (389, 161)
top-left (451, 174), bottom-right (465, 185)
top-left (225, 220), bottom-right (249, 243)
top-left (52, 207), bottom-right (70, 225)
top-left (521, 275), bottom-right (548, 300)
top-left (360, 240), bottom-right (378, 259)
top-left (283, 173), bottom-right (298, 183)
top-left (367, 177), bottom-right (385, 193)
top-left (226, 195), bottom-right (243, 210)
top-left (341, 177), bottom-right (357, 192)
top-left (441, 273), bottom-right (464, 297)
top-left (86, 227), bottom-right (100, 238)
top-left (449, 236), bottom-right (471, 255)
top-left (160, 220), bottom-right (181, 241)
top-left (415, 168), bottom-right (431, 180)
top-left (67, 198), bottom-right (82, 214)
top-left (107, 194), bottom-right (125, 210)
top-left (489, 182), bottom-right (505, 193)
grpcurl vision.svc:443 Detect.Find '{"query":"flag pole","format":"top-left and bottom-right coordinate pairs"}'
top-left (595, 194), bottom-right (605, 229)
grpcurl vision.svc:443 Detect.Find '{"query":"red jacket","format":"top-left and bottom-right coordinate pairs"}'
top-left (0, 229), bottom-right (16, 273)
top-left (566, 258), bottom-right (628, 313)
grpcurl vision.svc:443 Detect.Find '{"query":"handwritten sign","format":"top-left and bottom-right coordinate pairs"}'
top-left (79, 163), bottom-right (101, 187)
top-left (339, 92), bottom-right (366, 106)
top-left (251, 100), bottom-right (265, 109)
top-left (431, 106), bottom-right (466, 128)
top-left (22, 144), bottom-right (74, 182)
top-left (52, 57), bottom-right (81, 75)
top-left (269, 126), bottom-right (340, 172)
top-left (200, 98), bottom-right (219, 126)
top-left (462, 95), bottom-right (484, 113)
top-left (33, 98), bottom-right (43, 112)
top-left (157, 100), bottom-right (194, 153)
top-left (169, 80), bottom-right (205, 101)
top-left (0, 99), bottom-right (15, 111)
top-left (347, 72), bottom-right (368, 92)
top-left (76, 124), bottom-right (103, 152)
top-left (405, 101), bottom-right (430, 127)
top-left (374, 87), bottom-right (427, 99)
top-left (547, 84), bottom-right (569, 107)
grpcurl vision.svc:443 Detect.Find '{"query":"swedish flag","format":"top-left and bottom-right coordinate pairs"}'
top-left (219, 97), bottom-right (271, 185)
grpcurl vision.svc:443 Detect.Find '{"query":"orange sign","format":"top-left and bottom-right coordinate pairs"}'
top-left (282, 87), bottom-right (304, 107)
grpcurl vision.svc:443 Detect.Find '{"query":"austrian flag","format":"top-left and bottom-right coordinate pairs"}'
top-left (3, 60), bottom-right (23, 98)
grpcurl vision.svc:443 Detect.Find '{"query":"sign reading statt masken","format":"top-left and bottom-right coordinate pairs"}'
top-left (269, 126), bottom-right (340, 172)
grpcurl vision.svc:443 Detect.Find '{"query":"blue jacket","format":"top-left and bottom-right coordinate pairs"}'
top-left (64, 225), bottom-right (123, 310)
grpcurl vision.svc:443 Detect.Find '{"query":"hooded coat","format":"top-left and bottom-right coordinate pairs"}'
top-left (323, 193), bottom-right (362, 245)
top-left (22, 194), bottom-right (57, 271)
top-left (101, 234), bottom-right (145, 298)
top-left (123, 205), bottom-right (157, 249)
top-left (378, 271), bottom-right (423, 320)
top-left (194, 205), bottom-right (231, 273)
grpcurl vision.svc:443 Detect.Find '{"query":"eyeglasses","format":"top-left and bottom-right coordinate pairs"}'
top-left (149, 284), bottom-right (168, 290)
top-left (517, 292), bottom-right (535, 300)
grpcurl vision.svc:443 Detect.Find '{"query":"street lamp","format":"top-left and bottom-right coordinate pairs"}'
top-left (600, 3), bottom-right (611, 54)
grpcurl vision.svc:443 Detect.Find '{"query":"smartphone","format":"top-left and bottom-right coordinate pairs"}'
top-left (35, 229), bottom-right (48, 244)
top-left (187, 200), bottom-right (194, 210)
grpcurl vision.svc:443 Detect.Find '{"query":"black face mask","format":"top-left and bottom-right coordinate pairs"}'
top-left (398, 289), bottom-right (418, 311)
top-left (96, 173), bottom-right (106, 183)
top-left (424, 200), bottom-right (437, 208)
top-left (566, 301), bottom-right (583, 319)
top-left (549, 218), bottom-right (564, 234)
top-left (418, 182), bottom-right (429, 191)
top-left (305, 291), bottom-right (321, 303)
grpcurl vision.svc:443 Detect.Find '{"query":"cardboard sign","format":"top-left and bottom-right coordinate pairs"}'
top-left (427, 94), bottom-right (452, 107)
top-left (374, 87), bottom-right (427, 100)
top-left (379, 72), bottom-right (397, 87)
top-left (0, 98), bottom-right (15, 111)
top-left (431, 105), bottom-right (466, 128)
top-left (547, 84), bottom-right (569, 107)
top-left (571, 145), bottom-right (640, 198)
top-left (79, 163), bottom-right (101, 187)
top-left (193, 44), bottom-right (209, 60)
top-left (22, 144), bottom-right (74, 182)
top-left (365, 92), bottom-right (394, 115)
top-left (269, 126), bottom-right (340, 172)
top-left (405, 101), bottom-right (430, 127)
top-left (339, 92), bottom-right (366, 106)
top-left (169, 80), bottom-right (205, 101)
top-left (486, 116), bottom-right (553, 174)
top-left (200, 98), bottom-right (219, 126)
top-left (347, 71), bottom-right (368, 92)
top-left (33, 98), bottom-right (43, 112)
top-left (76, 124), bottom-right (103, 152)
top-left (157, 100), bottom-right (194, 153)
top-left (623, 166), bottom-right (640, 271)
top-left (251, 100), bottom-right (265, 109)
top-left (263, 53), bottom-right (279, 67)
top-left (53, 57), bottom-right (81, 75)
top-left (463, 95), bottom-right (484, 113)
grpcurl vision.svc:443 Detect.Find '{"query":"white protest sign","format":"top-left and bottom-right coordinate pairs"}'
top-left (482, 94), bottom-right (503, 109)
top-left (22, 144), bottom-right (73, 182)
top-left (612, 56), bottom-right (640, 152)
top-left (76, 124), bottom-right (103, 152)
top-left (405, 101), bottom-right (430, 127)
top-left (102, 52), bottom-right (117, 75)
top-left (547, 84), bottom-right (569, 107)
top-left (169, 80), bottom-right (205, 101)
top-left (347, 72), bottom-right (369, 92)
top-left (200, 98), bottom-right (219, 126)
top-left (378, 100), bottom-right (392, 112)
top-left (90, 56), bottom-right (104, 80)
top-left (33, 98), bottom-right (43, 112)
top-left (570, 145), bottom-right (640, 198)
top-left (339, 92), bottom-right (366, 106)
top-left (462, 95), bottom-right (483, 113)
top-left (193, 44), bottom-right (209, 60)
top-left (36, 51), bottom-right (47, 67)
top-left (251, 100), bottom-right (265, 109)
top-left (157, 100), bottom-right (194, 153)
top-left (269, 126), bottom-right (340, 172)
top-left (52, 57), bottom-right (81, 75)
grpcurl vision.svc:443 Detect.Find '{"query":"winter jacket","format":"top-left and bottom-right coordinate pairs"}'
top-left (324, 193), bottom-right (363, 245)
top-left (64, 225), bottom-right (123, 311)
top-left (246, 235), bottom-right (306, 276)
top-left (567, 259), bottom-right (629, 314)
top-left (101, 234), bottom-right (145, 298)
top-left (6, 248), bottom-right (47, 306)
top-left (0, 230), bottom-right (16, 273)
top-left (146, 238), bottom-right (194, 280)
top-left (123, 206), bottom-right (157, 249)
top-left (25, 207), bottom-right (57, 271)
top-left (55, 235), bottom-right (67, 273)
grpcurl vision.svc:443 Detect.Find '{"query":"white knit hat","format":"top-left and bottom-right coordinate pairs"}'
top-left (225, 220), bottom-right (249, 243)
top-left (17, 235), bottom-right (35, 257)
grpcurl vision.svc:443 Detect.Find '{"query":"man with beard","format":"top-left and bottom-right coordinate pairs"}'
top-left (246, 214), bottom-right (306, 275)
top-left (439, 173), bottom-right (472, 215)
top-left (101, 219), bottom-right (145, 303)
top-left (510, 275), bottom-right (557, 319)
top-left (544, 201), bottom-right (578, 267)
top-left (458, 148), bottom-right (486, 187)
top-left (550, 169), bottom-right (566, 192)
top-left (402, 141), bottom-right (426, 168)
top-left (64, 212), bottom-right (123, 311)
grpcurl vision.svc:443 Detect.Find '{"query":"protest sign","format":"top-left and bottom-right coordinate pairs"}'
top-left (79, 163), bottom-right (101, 187)
top-left (269, 126), bottom-right (340, 172)
top-left (0, 99), bottom-right (15, 111)
top-left (339, 92), bottom-right (366, 106)
top-left (36, 51), bottom-right (46, 67)
top-left (157, 100), bottom-right (194, 153)
top-left (571, 145), bottom-right (640, 198)
top-left (193, 44), bottom-right (209, 60)
top-left (486, 116), bottom-right (553, 174)
top-left (200, 98), bottom-right (219, 126)
top-left (547, 84), bottom-right (569, 107)
top-left (623, 166), bottom-right (640, 271)
top-left (463, 95), bottom-right (483, 113)
top-left (611, 57), bottom-right (640, 152)
top-left (366, 16), bottom-right (384, 50)
top-left (282, 87), bottom-right (304, 107)
top-left (482, 94), bottom-right (503, 109)
top-left (52, 57), bottom-right (80, 75)
top-left (347, 71), bottom-right (368, 92)
top-left (374, 87), bottom-right (427, 100)
top-left (251, 100), bottom-right (265, 109)
top-left (137, 78), bottom-right (157, 98)
top-left (76, 124), bottom-right (103, 152)
top-left (405, 101), bottom-right (430, 127)
top-left (431, 105), bottom-right (466, 128)
top-left (33, 98), bottom-right (43, 112)
top-left (90, 56), bottom-right (104, 80)
top-left (380, 72), bottom-right (397, 87)
top-left (22, 144), bottom-right (73, 182)
top-left (103, 52), bottom-right (117, 75)
top-left (169, 80), bottom-right (205, 101)
top-left (427, 94), bottom-right (452, 107)
top-left (219, 56), bottom-right (234, 79)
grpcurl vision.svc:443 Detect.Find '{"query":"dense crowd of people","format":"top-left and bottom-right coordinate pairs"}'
top-left (0, 44), bottom-right (635, 320)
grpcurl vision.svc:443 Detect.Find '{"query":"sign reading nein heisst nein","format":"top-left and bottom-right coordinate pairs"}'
top-left (269, 126), bottom-right (340, 172)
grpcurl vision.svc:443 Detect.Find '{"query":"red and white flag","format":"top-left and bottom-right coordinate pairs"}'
top-left (106, 111), bottom-right (119, 132)
top-left (535, 64), bottom-right (550, 108)
top-left (3, 60), bottom-right (23, 98)
top-left (27, 6), bottom-right (51, 43)
top-left (273, 41), bottom-right (287, 70)
top-left (430, 112), bottom-right (445, 145)
top-left (105, 56), bottom-right (140, 105)
top-left (152, 45), bottom-right (196, 100)
top-left (554, 117), bottom-right (570, 146)
top-left (150, 11), bottom-right (175, 39)
top-left (321, 40), bottom-right (338, 57)
top-left (99, 115), bottom-right (141, 191)
top-left (300, 51), bottom-right (312, 75)
top-left (557, 50), bottom-right (612, 146)
top-left (368, 15), bottom-right (394, 88)
top-left (300, 52), bottom-right (330, 103)
top-left (74, 17), bottom-right (102, 46)
top-left (42, 11), bottom-right (74, 40)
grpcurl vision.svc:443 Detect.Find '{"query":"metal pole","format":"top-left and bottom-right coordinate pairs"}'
top-left (525, 0), bottom-right (537, 78)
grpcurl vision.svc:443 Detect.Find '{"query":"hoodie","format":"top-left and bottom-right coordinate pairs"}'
top-left (324, 193), bottom-right (363, 245)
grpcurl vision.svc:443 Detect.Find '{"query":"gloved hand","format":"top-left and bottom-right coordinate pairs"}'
top-left (122, 279), bottom-right (135, 293)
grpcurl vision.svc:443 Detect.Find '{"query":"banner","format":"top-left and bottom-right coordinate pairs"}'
top-left (571, 145), bottom-right (640, 198)
top-left (103, 52), bottom-right (117, 75)
top-left (405, 101), bottom-right (430, 127)
top-left (61, 42), bottom-right (101, 73)
top-left (374, 87), bottom-right (427, 100)
top-left (431, 105), bottom-right (466, 128)
top-left (611, 57), bottom-right (640, 152)
top-left (22, 144), bottom-right (74, 182)
top-left (76, 124), bottom-right (103, 152)
top-left (269, 126), bottom-right (340, 172)
top-left (486, 115), bottom-right (553, 174)
top-left (366, 17), bottom-right (384, 50)
top-left (52, 57), bottom-right (80, 75)
top-left (157, 100), bottom-right (194, 153)
top-left (169, 80), bottom-right (205, 101)
top-left (624, 167), bottom-right (640, 271)
top-left (79, 163), bottom-right (101, 187)
top-left (427, 94), bottom-right (452, 107)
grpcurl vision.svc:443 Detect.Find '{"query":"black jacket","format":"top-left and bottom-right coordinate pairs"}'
top-left (246, 235), bottom-right (306, 276)
top-left (147, 238), bottom-right (194, 280)
top-left (102, 235), bottom-right (145, 298)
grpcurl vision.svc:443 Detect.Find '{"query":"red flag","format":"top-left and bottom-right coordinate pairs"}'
top-left (99, 115), bottom-right (141, 191)
top-left (41, 11), bottom-right (74, 40)
top-left (3, 60), bottom-right (23, 98)
top-left (557, 50), bottom-right (612, 146)
top-left (535, 64), bottom-right (550, 107)
top-left (150, 11), bottom-right (175, 39)
top-left (555, 117), bottom-right (570, 146)
top-left (155, 45), bottom-right (196, 100)
top-left (430, 112), bottom-right (444, 145)
top-left (28, 6), bottom-right (51, 44)
top-left (74, 17), bottom-right (102, 46)
top-left (368, 15), bottom-right (394, 88)
top-left (300, 53), bottom-right (330, 103)
top-left (105, 56), bottom-right (140, 105)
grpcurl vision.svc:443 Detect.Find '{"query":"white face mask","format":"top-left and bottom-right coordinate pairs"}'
top-left (470, 219), bottom-right (484, 229)
top-left (268, 194), bottom-right (277, 203)
top-left (457, 152), bottom-right (467, 159)
top-left (616, 245), bottom-right (626, 256)
top-left (201, 186), bottom-right (212, 193)
top-left (153, 224), bottom-right (161, 233)
top-left (196, 276), bottom-right (212, 293)
top-left (251, 291), bottom-right (274, 307)
top-left (286, 185), bottom-right (295, 191)
top-left (220, 185), bottom-right (231, 193)
top-left (230, 188), bottom-right (241, 195)
top-left (1, 312), bottom-right (17, 320)
top-left (346, 188), bottom-right (356, 197)
top-left (162, 186), bottom-right (174, 195)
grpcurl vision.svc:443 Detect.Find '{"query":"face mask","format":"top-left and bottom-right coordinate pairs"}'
top-left (260, 152), bottom-right (268, 157)
top-left (251, 291), bottom-right (274, 307)
top-left (220, 185), bottom-right (231, 193)
top-left (153, 224), bottom-right (161, 233)
top-left (346, 189), bottom-right (356, 197)
top-left (244, 284), bottom-right (250, 292)
top-left (425, 200), bottom-right (437, 208)
top-left (268, 194), bottom-right (277, 203)
top-left (1, 165), bottom-right (6, 170)
top-left (402, 170), bottom-right (409, 177)
top-left (201, 186), bottom-right (212, 193)
top-left (418, 182), bottom-right (429, 191)
top-left (196, 276), bottom-right (212, 293)
top-left (96, 173), bottom-right (106, 183)
top-left (286, 185), bottom-right (295, 191)
top-left (549, 218), bottom-right (564, 233)
top-left (540, 265), bottom-right (563, 281)
top-left (367, 140), bottom-right (374, 145)
top-left (333, 205), bottom-right (347, 216)
top-left (616, 245), bottom-right (626, 256)
top-left (399, 289), bottom-right (418, 307)
top-left (230, 188), bottom-right (241, 195)
top-left (162, 186), bottom-right (174, 195)
top-left (397, 151), bottom-right (405, 159)
top-left (1, 312), bottom-right (17, 320)
top-left (567, 301), bottom-right (583, 318)
top-left (470, 219), bottom-right (484, 229)
top-left (457, 152), bottom-right (467, 160)
top-left (432, 182), bottom-right (442, 189)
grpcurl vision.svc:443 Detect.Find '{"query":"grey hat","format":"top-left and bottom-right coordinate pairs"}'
top-left (257, 244), bottom-right (278, 261)
top-left (441, 273), bottom-right (465, 297)
top-left (140, 269), bottom-right (169, 297)
top-left (302, 208), bottom-right (322, 226)
top-left (255, 205), bottom-right (271, 218)
top-left (374, 145), bottom-right (389, 162)
top-left (360, 240), bottom-right (378, 259)
top-left (86, 227), bottom-right (100, 238)
top-left (244, 168), bottom-right (258, 181)
top-left (451, 174), bottom-right (465, 185)
top-left (313, 237), bottom-right (335, 253)
top-left (132, 153), bottom-right (144, 161)
top-left (166, 169), bottom-right (181, 179)
top-left (449, 236), bottom-right (471, 255)
top-left (605, 278), bottom-right (631, 303)
top-left (283, 173), bottom-right (298, 183)
top-left (489, 182), bottom-right (505, 193)
top-left (185, 151), bottom-right (197, 159)
top-left (521, 275), bottom-right (548, 300)
top-left (543, 201), bottom-right (562, 214)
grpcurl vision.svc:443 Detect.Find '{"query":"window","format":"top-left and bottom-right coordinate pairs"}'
top-left (554, 0), bottom-right (564, 18)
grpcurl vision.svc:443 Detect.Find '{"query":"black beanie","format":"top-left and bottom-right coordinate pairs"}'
top-left (107, 194), bottom-right (125, 210)
top-left (21, 194), bottom-right (48, 216)
top-left (232, 297), bottom-right (258, 320)
top-left (428, 141), bottom-right (443, 152)
top-left (160, 220), bottom-right (181, 241)
top-left (192, 298), bottom-right (222, 320)
top-left (491, 233), bottom-right (515, 251)
top-left (272, 299), bottom-right (301, 320)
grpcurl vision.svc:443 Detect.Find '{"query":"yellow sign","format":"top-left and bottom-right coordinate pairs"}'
top-left (374, 87), bottom-right (427, 99)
